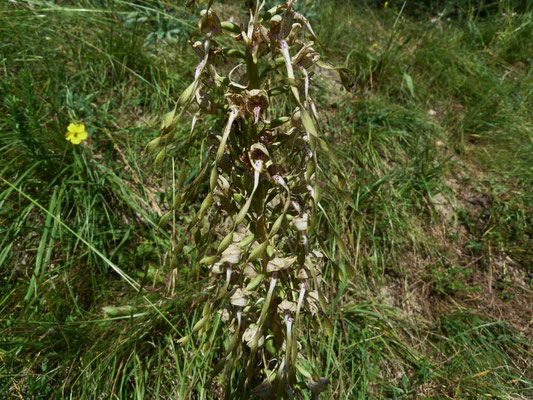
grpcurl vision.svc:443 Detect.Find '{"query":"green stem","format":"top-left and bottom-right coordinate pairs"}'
top-left (246, 49), bottom-right (260, 90)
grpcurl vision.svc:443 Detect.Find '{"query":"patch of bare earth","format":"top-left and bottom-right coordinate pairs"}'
top-left (391, 158), bottom-right (532, 335)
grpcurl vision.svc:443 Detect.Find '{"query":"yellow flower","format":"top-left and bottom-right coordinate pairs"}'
top-left (65, 123), bottom-right (88, 145)
top-left (384, 1), bottom-right (389, 7)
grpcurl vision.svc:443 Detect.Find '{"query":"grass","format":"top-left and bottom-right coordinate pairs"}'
top-left (1, 0), bottom-right (532, 398)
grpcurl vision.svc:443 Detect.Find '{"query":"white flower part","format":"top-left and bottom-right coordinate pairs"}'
top-left (243, 324), bottom-right (264, 347)
top-left (228, 63), bottom-right (248, 90)
top-left (285, 313), bottom-right (292, 341)
top-left (236, 307), bottom-right (242, 326)
top-left (190, 111), bottom-right (199, 134)
top-left (217, 174), bottom-right (230, 192)
top-left (191, 40), bottom-right (204, 58)
top-left (291, 201), bottom-right (302, 213)
top-left (287, 22), bottom-right (301, 45)
top-left (211, 262), bottom-right (224, 274)
top-left (308, 290), bottom-right (319, 301)
top-left (280, 40), bottom-right (295, 81)
top-left (306, 290), bottom-right (320, 314)
top-left (269, 14), bottom-right (282, 28)
top-left (310, 101), bottom-right (319, 121)
top-left (225, 264), bottom-right (232, 284)
top-left (296, 268), bottom-right (308, 280)
top-left (254, 159), bottom-right (264, 173)
top-left (221, 244), bottom-right (241, 264)
top-left (243, 263), bottom-right (258, 279)
top-left (253, 106), bottom-right (261, 123)
top-left (194, 47), bottom-right (208, 80)
top-left (232, 231), bottom-right (245, 243)
top-left (306, 184), bottom-right (315, 200)
top-left (293, 214), bottom-right (308, 231)
top-left (267, 256), bottom-right (297, 273)
top-left (303, 232), bottom-right (309, 256)
top-left (302, 67), bottom-right (309, 103)
top-left (311, 250), bottom-right (324, 259)
top-left (278, 299), bottom-right (297, 314)
top-left (273, 175), bottom-right (289, 192)
top-left (230, 288), bottom-right (249, 307)
top-left (217, 308), bottom-right (230, 322)
top-left (203, 34), bottom-right (211, 50)
top-left (279, 356), bottom-right (286, 375)
top-left (252, 169), bottom-right (260, 192)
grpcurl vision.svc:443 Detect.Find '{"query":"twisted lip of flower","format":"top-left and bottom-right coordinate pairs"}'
top-left (65, 123), bottom-right (87, 145)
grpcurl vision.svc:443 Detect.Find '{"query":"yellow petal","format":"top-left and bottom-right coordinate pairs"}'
top-left (77, 129), bottom-right (88, 141)
top-left (67, 123), bottom-right (86, 133)
top-left (72, 123), bottom-right (85, 133)
top-left (70, 135), bottom-right (82, 145)
top-left (65, 131), bottom-right (75, 140)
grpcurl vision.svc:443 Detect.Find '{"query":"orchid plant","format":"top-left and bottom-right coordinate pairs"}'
top-left (147, 0), bottom-right (352, 397)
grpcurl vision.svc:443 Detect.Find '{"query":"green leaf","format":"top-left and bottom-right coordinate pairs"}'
top-left (144, 137), bottom-right (161, 154)
top-left (154, 148), bottom-right (166, 168)
top-left (217, 232), bottom-right (234, 254)
top-left (403, 72), bottom-right (415, 97)
top-left (247, 242), bottom-right (268, 262)
top-left (178, 81), bottom-right (198, 107)
top-left (158, 211), bottom-right (172, 228)
top-left (161, 109), bottom-right (176, 130)
top-left (102, 305), bottom-right (136, 317)
top-left (239, 233), bottom-right (255, 248)
top-left (300, 108), bottom-right (320, 138)
top-left (246, 274), bottom-right (265, 291)
top-left (200, 255), bottom-right (217, 265)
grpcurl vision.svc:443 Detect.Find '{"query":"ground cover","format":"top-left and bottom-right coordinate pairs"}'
top-left (1, 1), bottom-right (531, 398)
